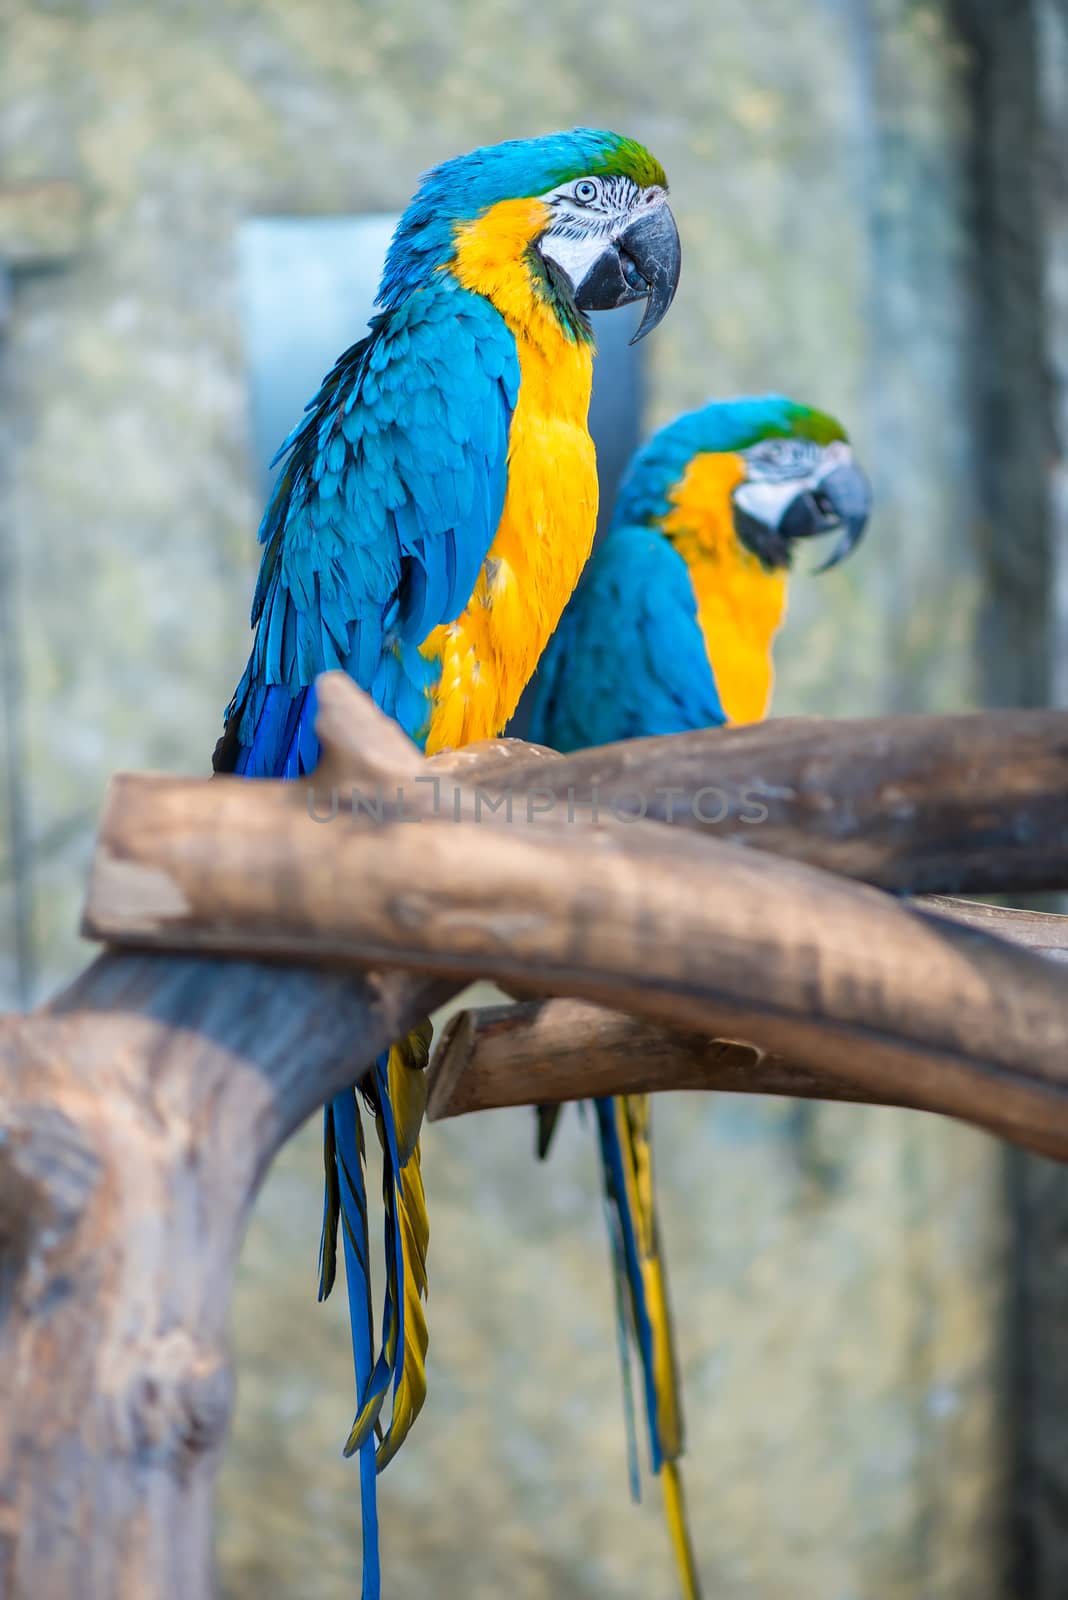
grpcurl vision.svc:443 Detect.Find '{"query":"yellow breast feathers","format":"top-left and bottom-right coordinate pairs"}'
top-left (421, 198), bottom-right (597, 754)
top-left (660, 451), bottom-right (788, 725)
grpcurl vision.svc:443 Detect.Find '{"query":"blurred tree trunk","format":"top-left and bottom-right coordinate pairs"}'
top-left (952, 1), bottom-right (1068, 1593)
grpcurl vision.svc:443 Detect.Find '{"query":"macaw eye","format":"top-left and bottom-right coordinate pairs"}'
top-left (573, 180), bottom-right (598, 204)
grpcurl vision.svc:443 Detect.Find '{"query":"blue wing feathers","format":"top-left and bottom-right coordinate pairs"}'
top-left (214, 278), bottom-right (519, 780)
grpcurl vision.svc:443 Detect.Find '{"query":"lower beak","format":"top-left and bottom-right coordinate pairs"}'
top-left (573, 201), bottom-right (682, 344)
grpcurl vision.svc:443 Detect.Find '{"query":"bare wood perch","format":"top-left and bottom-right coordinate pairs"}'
top-left (428, 903), bottom-right (1068, 1126)
top-left (428, 998), bottom-right (890, 1118)
top-left (418, 700), bottom-right (1068, 896)
top-left (258, 674), bottom-right (1068, 893)
top-left (0, 953), bottom-right (453, 1599)
top-left (306, 675), bottom-right (1068, 896)
top-left (78, 676), bottom-right (1068, 1161)
top-left (426, 989), bottom-right (1068, 1159)
top-left (920, 896), bottom-right (1068, 959)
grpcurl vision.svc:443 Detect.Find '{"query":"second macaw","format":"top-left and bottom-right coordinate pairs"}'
top-left (529, 394), bottom-right (872, 1600)
top-left (213, 129), bottom-right (680, 1597)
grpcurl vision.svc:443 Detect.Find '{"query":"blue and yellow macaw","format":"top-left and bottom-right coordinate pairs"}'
top-left (529, 395), bottom-right (872, 1600)
top-left (213, 130), bottom-right (680, 1597)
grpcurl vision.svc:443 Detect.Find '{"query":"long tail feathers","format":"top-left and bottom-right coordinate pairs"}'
top-left (595, 1093), bottom-right (702, 1600)
top-left (663, 1461), bottom-right (702, 1600)
top-left (322, 1092), bottom-right (381, 1598)
top-left (603, 1186), bottom-right (643, 1502)
top-left (319, 1023), bottom-right (432, 1598)
top-left (342, 1026), bottom-right (431, 1473)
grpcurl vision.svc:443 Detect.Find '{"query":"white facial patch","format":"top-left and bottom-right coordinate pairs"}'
top-left (734, 440), bottom-right (855, 526)
top-left (732, 475), bottom-right (808, 529)
top-left (537, 229), bottom-right (608, 287)
top-left (536, 174), bottom-right (661, 291)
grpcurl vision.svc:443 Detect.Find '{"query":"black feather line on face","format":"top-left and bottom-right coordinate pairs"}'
top-left (524, 246), bottom-right (595, 344)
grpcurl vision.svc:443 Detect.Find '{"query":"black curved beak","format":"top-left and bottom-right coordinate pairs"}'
top-left (805, 460), bottom-right (873, 572)
top-left (573, 201), bottom-right (681, 344)
top-left (734, 458), bottom-right (872, 573)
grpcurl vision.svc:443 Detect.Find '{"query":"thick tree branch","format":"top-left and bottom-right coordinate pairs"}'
top-left (426, 898), bottom-right (1068, 1137)
top-left (281, 673), bottom-right (1068, 893)
top-left (0, 952), bottom-right (452, 1600)
top-left (78, 683), bottom-right (1068, 1160)
top-left (427, 999), bottom-right (887, 1118)
top-left (310, 680), bottom-right (1068, 896)
top-left (426, 993), bottom-right (1068, 1161)
top-left (919, 896), bottom-right (1068, 959)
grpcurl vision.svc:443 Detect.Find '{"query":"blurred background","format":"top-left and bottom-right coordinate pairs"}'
top-left (2, 1), bottom-right (1066, 1595)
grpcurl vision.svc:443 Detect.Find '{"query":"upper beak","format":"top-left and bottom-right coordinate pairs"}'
top-left (572, 200), bottom-right (681, 344)
top-left (735, 456), bottom-right (872, 573)
top-left (801, 459), bottom-right (873, 572)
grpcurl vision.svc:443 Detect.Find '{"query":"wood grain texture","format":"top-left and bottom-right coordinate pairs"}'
top-left (425, 991), bottom-right (1068, 1159)
top-left (9, 674), bottom-right (1068, 1589)
top-left (0, 951), bottom-right (451, 1600)
top-left (427, 999), bottom-right (886, 1118)
top-left (476, 711), bottom-right (1068, 895)
top-left (428, 894), bottom-right (1068, 1124)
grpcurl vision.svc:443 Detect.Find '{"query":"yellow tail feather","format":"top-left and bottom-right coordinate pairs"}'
top-left (376, 1136), bottom-right (429, 1470)
top-left (663, 1461), bottom-right (702, 1600)
top-left (378, 1028), bottom-right (431, 1470)
top-left (340, 1026), bottom-right (432, 1470)
top-left (618, 1094), bottom-right (700, 1598)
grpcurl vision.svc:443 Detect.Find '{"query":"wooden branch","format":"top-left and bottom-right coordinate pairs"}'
top-left (428, 998), bottom-right (889, 1118)
top-left (428, 894), bottom-right (1068, 1128)
top-left (8, 669), bottom-right (1068, 1586)
top-left (80, 711), bottom-right (1068, 1159)
top-left (468, 709), bottom-right (1068, 895)
top-left (0, 951), bottom-right (452, 1599)
top-left (426, 995), bottom-right (1068, 1160)
top-left (313, 673), bottom-right (1068, 894)
top-left (919, 896), bottom-right (1068, 960)
top-left (311, 670), bottom-right (562, 787)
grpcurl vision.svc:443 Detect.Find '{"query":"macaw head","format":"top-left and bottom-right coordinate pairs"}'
top-left (614, 394), bottom-right (872, 573)
top-left (378, 129), bottom-right (681, 344)
top-left (729, 403), bottom-right (872, 574)
top-left (611, 395), bottom-right (871, 723)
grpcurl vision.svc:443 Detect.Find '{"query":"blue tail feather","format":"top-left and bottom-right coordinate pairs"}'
top-left (603, 1189), bottom-right (643, 1502)
top-left (594, 1098), bottom-right (663, 1475)
top-left (328, 1090), bottom-right (382, 1600)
